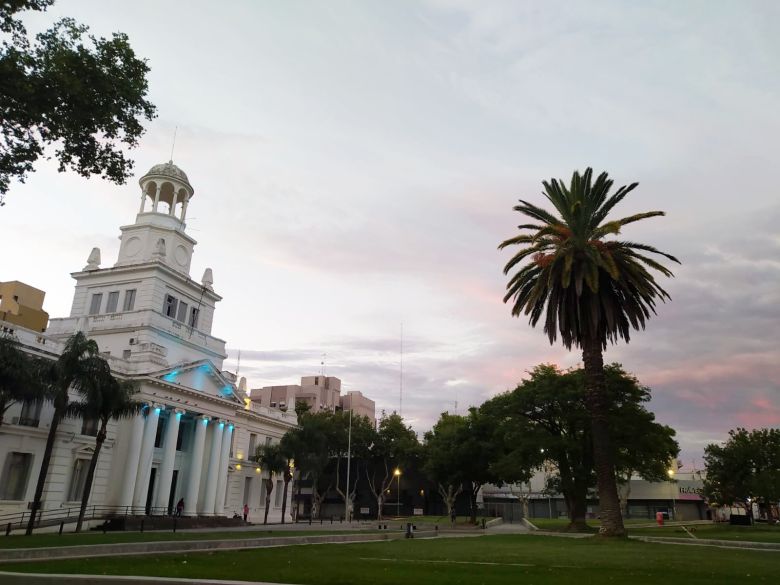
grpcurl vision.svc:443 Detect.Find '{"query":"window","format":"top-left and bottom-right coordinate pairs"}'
top-left (0, 452), bottom-right (32, 500)
top-left (265, 437), bottom-right (272, 447)
top-left (81, 417), bottom-right (98, 437)
top-left (123, 289), bottom-right (136, 311)
top-left (123, 349), bottom-right (131, 359)
top-left (19, 400), bottom-right (42, 427)
top-left (89, 293), bottom-right (103, 315)
top-left (67, 459), bottom-right (89, 502)
top-left (189, 307), bottom-right (199, 329)
top-left (176, 420), bottom-right (190, 452)
top-left (106, 291), bottom-right (119, 313)
top-left (274, 480), bottom-right (283, 507)
top-left (176, 301), bottom-right (189, 322)
top-left (163, 294), bottom-right (178, 318)
top-left (248, 434), bottom-right (257, 458)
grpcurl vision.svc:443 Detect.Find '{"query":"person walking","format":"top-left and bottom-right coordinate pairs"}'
top-left (176, 498), bottom-right (184, 517)
top-left (243, 503), bottom-right (249, 523)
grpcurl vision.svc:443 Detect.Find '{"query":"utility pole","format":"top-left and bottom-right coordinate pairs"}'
top-left (345, 406), bottom-right (352, 522)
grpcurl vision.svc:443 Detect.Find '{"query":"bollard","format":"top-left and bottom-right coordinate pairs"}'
top-left (406, 522), bottom-right (413, 539)
top-left (330, 516), bottom-right (333, 524)
top-left (435, 524), bottom-right (438, 534)
top-left (59, 522), bottom-right (64, 535)
top-left (308, 516), bottom-right (312, 526)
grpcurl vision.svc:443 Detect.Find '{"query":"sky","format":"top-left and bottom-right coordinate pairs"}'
top-left (2, 0), bottom-right (779, 466)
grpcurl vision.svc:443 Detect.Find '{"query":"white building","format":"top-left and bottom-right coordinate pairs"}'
top-left (0, 161), bottom-right (297, 525)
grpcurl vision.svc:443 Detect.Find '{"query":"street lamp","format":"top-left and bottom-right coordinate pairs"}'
top-left (394, 468), bottom-right (401, 517)
top-left (667, 467), bottom-right (676, 521)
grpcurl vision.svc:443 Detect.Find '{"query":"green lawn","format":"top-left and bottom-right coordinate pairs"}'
top-left (0, 529), bottom-right (367, 549)
top-left (4, 534), bottom-right (779, 584)
top-left (527, 517), bottom-right (653, 531)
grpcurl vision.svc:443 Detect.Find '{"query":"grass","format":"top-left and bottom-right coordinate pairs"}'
top-left (630, 523), bottom-right (780, 543)
top-left (527, 517), bottom-right (653, 531)
top-left (4, 534), bottom-right (780, 584)
top-left (0, 529), bottom-right (367, 549)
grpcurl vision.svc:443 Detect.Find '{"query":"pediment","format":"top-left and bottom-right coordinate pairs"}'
top-left (151, 360), bottom-right (242, 403)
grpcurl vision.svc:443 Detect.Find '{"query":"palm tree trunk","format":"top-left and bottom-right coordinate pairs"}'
top-left (26, 408), bottom-right (63, 535)
top-left (264, 479), bottom-right (273, 525)
top-left (76, 420), bottom-right (107, 532)
top-left (280, 471), bottom-right (290, 524)
top-left (582, 337), bottom-right (626, 537)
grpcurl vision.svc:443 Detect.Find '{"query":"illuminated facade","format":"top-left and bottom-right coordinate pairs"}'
top-left (0, 161), bottom-right (296, 524)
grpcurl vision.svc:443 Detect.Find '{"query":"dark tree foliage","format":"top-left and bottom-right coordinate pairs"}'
top-left (481, 363), bottom-right (678, 531)
top-left (0, 0), bottom-right (156, 204)
top-left (704, 428), bottom-right (780, 521)
top-left (499, 168), bottom-right (679, 536)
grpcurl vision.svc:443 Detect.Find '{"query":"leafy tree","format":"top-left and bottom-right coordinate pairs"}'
top-left (0, 334), bottom-right (43, 426)
top-left (331, 409), bottom-right (375, 520)
top-left (499, 168), bottom-right (679, 536)
top-left (423, 410), bottom-right (501, 523)
top-left (253, 443), bottom-right (288, 525)
top-left (26, 331), bottom-right (99, 534)
top-left (482, 363), bottom-right (678, 531)
top-left (704, 428), bottom-right (780, 521)
top-left (73, 363), bottom-right (140, 532)
top-left (1, 0), bottom-right (156, 205)
top-left (365, 412), bottom-right (418, 520)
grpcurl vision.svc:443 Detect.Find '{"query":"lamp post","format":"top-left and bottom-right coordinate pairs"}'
top-left (394, 468), bottom-right (401, 517)
top-left (345, 407), bottom-right (352, 522)
top-left (667, 467), bottom-right (676, 521)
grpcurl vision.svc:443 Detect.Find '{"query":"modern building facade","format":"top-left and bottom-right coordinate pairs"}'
top-left (250, 375), bottom-right (376, 424)
top-left (0, 161), bottom-right (297, 525)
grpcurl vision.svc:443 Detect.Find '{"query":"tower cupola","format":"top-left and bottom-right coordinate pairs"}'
top-left (138, 161), bottom-right (194, 223)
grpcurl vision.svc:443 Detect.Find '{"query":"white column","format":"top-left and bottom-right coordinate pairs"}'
top-left (214, 423), bottom-right (234, 516)
top-left (200, 419), bottom-right (224, 514)
top-left (169, 190), bottom-right (178, 216)
top-left (181, 196), bottom-right (189, 221)
top-left (153, 408), bottom-right (183, 513)
top-left (118, 413), bottom-right (145, 509)
top-left (153, 185), bottom-right (161, 212)
top-left (138, 190), bottom-right (146, 213)
top-left (132, 404), bottom-right (161, 510)
top-left (183, 415), bottom-right (209, 517)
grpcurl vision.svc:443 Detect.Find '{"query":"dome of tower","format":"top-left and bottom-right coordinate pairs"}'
top-left (141, 161), bottom-right (192, 190)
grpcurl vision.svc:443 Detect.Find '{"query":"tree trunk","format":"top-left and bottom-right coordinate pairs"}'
top-left (469, 483), bottom-right (480, 524)
top-left (26, 408), bottom-right (63, 535)
top-left (376, 493), bottom-right (384, 520)
top-left (565, 491), bottom-right (589, 532)
top-left (76, 420), bottom-right (106, 532)
top-left (264, 479), bottom-right (273, 525)
top-left (280, 469), bottom-right (291, 524)
top-left (582, 336), bottom-right (626, 537)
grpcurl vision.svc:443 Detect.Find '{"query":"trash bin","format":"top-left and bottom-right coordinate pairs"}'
top-left (656, 511), bottom-right (664, 526)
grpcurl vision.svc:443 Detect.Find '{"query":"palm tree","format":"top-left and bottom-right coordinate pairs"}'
top-left (74, 363), bottom-right (141, 532)
top-left (0, 335), bottom-right (42, 427)
top-left (499, 168), bottom-right (679, 536)
top-left (254, 443), bottom-right (288, 525)
top-left (26, 332), bottom-right (100, 535)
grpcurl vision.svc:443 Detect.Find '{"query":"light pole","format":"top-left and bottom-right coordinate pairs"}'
top-left (394, 468), bottom-right (401, 517)
top-left (667, 467), bottom-right (676, 521)
top-left (345, 407), bottom-right (352, 522)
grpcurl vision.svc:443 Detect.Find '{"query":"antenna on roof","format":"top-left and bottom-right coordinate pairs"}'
top-left (400, 321), bottom-right (403, 417)
top-left (169, 126), bottom-right (178, 162)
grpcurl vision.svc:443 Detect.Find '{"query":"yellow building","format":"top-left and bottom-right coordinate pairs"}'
top-left (0, 281), bottom-right (49, 332)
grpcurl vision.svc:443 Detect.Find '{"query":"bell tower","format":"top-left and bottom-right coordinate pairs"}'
top-left (115, 161), bottom-right (197, 275)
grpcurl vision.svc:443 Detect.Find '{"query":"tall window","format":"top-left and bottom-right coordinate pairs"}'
top-left (89, 293), bottom-right (103, 315)
top-left (123, 289), bottom-right (136, 311)
top-left (19, 400), bottom-right (42, 427)
top-left (81, 417), bottom-right (98, 437)
top-left (154, 416), bottom-right (167, 448)
top-left (189, 307), bottom-right (199, 329)
top-left (67, 459), bottom-right (89, 502)
top-left (163, 294), bottom-right (178, 318)
top-left (0, 452), bottom-right (32, 500)
top-left (106, 291), bottom-right (120, 313)
top-left (176, 301), bottom-right (189, 323)
top-left (274, 480), bottom-right (283, 507)
top-left (248, 433), bottom-right (257, 458)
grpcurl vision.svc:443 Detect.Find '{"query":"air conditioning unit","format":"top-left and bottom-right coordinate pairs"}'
top-left (129, 337), bottom-right (137, 345)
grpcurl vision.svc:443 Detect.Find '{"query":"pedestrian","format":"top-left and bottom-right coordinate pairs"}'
top-left (176, 498), bottom-right (184, 517)
top-left (243, 503), bottom-right (249, 523)
top-left (450, 506), bottom-right (456, 527)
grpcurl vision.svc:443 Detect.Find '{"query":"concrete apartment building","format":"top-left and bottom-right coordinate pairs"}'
top-left (0, 281), bottom-right (49, 333)
top-left (0, 160), bottom-right (296, 525)
top-left (250, 376), bottom-right (376, 424)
